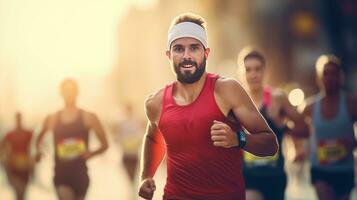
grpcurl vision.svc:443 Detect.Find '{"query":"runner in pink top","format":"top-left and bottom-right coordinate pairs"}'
top-left (138, 12), bottom-right (278, 200)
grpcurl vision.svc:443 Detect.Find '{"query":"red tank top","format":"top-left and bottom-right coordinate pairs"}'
top-left (5, 130), bottom-right (32, 154)
top-left (158, 73), bottom-right (245, 200)
top-left (5, 129), bottom-right (32, 170)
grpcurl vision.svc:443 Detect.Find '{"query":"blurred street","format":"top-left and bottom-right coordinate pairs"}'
top-left (0, 136), bottom-right (317, 200)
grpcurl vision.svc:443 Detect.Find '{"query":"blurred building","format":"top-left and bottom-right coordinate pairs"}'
top-left (112, 0), bottom-right (356, 113)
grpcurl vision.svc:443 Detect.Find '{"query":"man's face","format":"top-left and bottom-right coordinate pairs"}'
top-left (320, 63), bottom-right (341, 92)
top-left (244, 57), bottom-right (265, 91)
top-left (61, 82), bottom-right (78, 104)
top-left (166, 37), bottom-right (210, 84)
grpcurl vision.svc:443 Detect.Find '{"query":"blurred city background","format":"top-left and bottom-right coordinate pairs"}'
top-left (0, 0), bottom-right (356, 199)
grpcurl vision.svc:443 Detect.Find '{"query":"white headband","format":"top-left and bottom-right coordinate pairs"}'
top-left (167, 22), bottom-right (208, 49)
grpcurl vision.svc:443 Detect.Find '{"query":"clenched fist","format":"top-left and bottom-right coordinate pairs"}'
top-left (138, 178), bottom-right (156, 199)
top-left (210, 120), bottom-right (239, 148)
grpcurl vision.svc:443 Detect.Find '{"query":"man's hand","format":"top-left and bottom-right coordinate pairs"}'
top-left (35, 152), bottom-right (42, 162)
top-left (81, 151), bottom-right (94, 161)
top-left (210, 120), bottom-right (239, 148)
top-left (293, 148), bottom-right (307, 163)
top-left (139, 178), bottom-right (156, 199)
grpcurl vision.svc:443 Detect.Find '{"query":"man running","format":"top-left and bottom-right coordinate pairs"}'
top-left (35, 78), bottom-right (108, 200)
top-left (1, 112), bottom-right (33, 200)
top-left (115, 103), bottom-right (143, 183)
top-left (138, 13), bottom-right (278, 200)
top-left (237, 47), bottom-right (309, 200)
top-left (302, 55), bottom-right (356, 200)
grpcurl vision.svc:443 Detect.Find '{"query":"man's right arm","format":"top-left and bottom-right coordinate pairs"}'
top-left (139, 90), bottom-right (166, 200)
top-left (35, 115), bottom-right (51, 161)
top-left (0, 134), bottom-right (8, 159)
top-left (140, 120), bottom-right (166, 180)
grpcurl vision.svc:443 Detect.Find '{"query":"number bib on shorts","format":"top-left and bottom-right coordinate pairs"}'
top-left (56, 137), bottom-right (86, 160)
top-left (317, 138), bottom-right (350, 165)
top-left (244, 151), bottom-right (279, 167)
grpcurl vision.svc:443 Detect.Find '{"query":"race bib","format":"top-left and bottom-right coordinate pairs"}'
top-left (317, 139), bottom-right (350, 165)
top-left (121, 138), bottom-right (141, 153)
top-left (57, 138), bottom-right (86, 160)
top-left (244, 151), bottom-right (279, 167)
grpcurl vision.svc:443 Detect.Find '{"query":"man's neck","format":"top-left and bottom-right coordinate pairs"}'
top-left (15, 125), bottom-right (23, 131)
top-left (64, 102), bottom-right (77, 111)
top-left (175, 73), bottom-right (207, 104)
top-left (323, 90), bottom-right (340, 102)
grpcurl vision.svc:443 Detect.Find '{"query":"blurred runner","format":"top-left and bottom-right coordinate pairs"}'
top-left (115, 103), bottom-right (144, 183)
top-left (138, 13), bottom-right (278, 200)
top-left (237, 47), bottom-right (309, 200)
top-left (0, 112), bottom-right (33, 200)
top-left (35, 78), bottom-right (108, 200)
top-left (302, 55), bottom-right (357, 200)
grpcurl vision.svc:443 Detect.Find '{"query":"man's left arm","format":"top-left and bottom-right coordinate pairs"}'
top-left (83, 112), bottom-right (109, 160)
top-left (212, 79), bottom-right (278, 157)
top-left (279, 93), bottom-right (309, 138)
top-left (0, 135), bottom-right (8, 162)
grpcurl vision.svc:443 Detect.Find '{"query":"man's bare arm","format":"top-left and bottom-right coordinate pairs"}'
top-left (216, 78), bottom-right (278, 156)
top-left (140, 90), bottom-right (166, 181)
top-left (35, 115), bottom-right (52, 161)
top-left (83, 112), bottom-right (109, 160)
top-left (139, 90), bottom-right (166, 200)
top-left (278, 92), bottom-right (309, 138)
top-left (35, 116), bottom-right (51, 152)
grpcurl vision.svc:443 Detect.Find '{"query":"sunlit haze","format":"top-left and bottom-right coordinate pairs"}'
top-left (0, 0), bottom-right (156, 130)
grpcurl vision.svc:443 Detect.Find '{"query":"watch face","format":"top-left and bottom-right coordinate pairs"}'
top-left (239, 131), bottom-right (244, 139)
top-left (239, 131), bottom-right (246, 147)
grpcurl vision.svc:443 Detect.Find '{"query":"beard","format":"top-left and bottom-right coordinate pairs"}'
top-left (173, 57), bottom-right (206, 84)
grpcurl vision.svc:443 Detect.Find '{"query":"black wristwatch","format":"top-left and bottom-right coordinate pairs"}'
top-left (236, 130), bottom-right (247, 148)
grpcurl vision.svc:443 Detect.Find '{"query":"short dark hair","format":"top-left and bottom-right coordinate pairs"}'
top-left (60, 78), bottom-right (78, 91)
top-left (315, 54), bottom-right (342, 77)
top-left (169, 12), bottom-right (207, 31)
top-left (244, 50), bottom-right (265, 67)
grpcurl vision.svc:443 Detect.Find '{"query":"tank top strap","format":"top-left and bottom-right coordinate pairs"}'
top-left (312, 93), bottom-right (323, 123)
top-left (204, 73), bottom-right (218, 95)
top-left (77, 109), bottom-right (84, 124)
top-left (54, 110), bottom-right (62, 127)
top-left (263, 86), bottom-right (272, 108)
top-left (336, 92), bottom-right (350, 122)
top-left (161, 82), bottom-right (175, 111)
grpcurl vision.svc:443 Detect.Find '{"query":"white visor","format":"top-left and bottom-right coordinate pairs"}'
top-left (167, 22), bottom-right (208, 49)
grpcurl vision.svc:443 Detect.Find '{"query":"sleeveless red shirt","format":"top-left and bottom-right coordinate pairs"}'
top-left (158, 73), bottom-right (245, 200)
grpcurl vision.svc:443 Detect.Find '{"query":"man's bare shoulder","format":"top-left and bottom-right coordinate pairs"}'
top-left (43, 112), bottom-right (59, 129)
top-left (145, 88), bottom-right (165, 109)
top-left (215, 77), bottom-right (245, 94)
top-left (145, 88), bottom-right (165, 122)
top-left (82, 110), bottom-right (98, 123)
top-left (215, 77), bottom-right (249, 110)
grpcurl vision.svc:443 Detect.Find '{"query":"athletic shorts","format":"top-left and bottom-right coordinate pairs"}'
top-left (244, 173), bottom-right (287, 200)
top-left (6, 167), bottom-right (30, 183)
top-left (310, 167), bottom-right (354, 197)
top-left (54, 160), bottom-right (89, 197)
